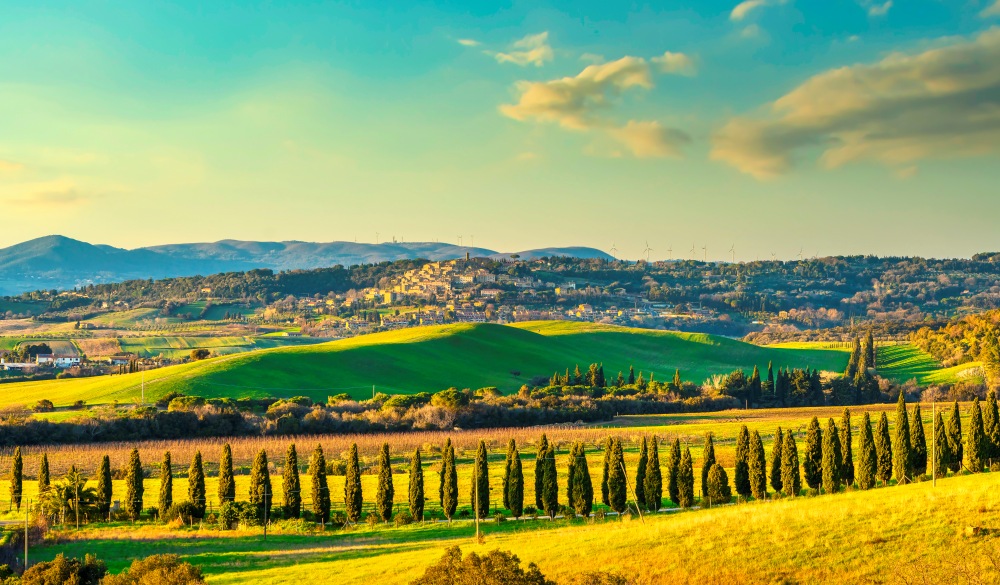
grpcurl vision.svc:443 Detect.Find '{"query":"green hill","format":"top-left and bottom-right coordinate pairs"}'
top-left (1, 321), bottom-right (850, 407)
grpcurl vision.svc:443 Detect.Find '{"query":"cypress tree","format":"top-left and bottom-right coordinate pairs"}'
top-left (250, 449), bottom-right (272, 521)
top-left (566, 442), bottom-right (578, 511)
top-left (780, 431), bottom-right (801, 497)
top-left (749, 430), bottom-right (767, 500)
top-left (839, 409), bottom-right (854, 487)
top-left (734, 425), bottom-right (751, 499)
top-left (644, 437), bottom-right (662, 512)
top-left (344, 443), bottom-right (362, 523)
top-left (310, 444), bottom-right (331, 524)
top-left (97, 455), bottom-right (112, 519)
top-left (471, 440), bottom-right (489, 520)
top-left (125, 448), bottom-right (143, 521)
top-left (9, 447), bottom-right (22, 512)
top-left (821, 418), bottom-right (842, 494)
top-left (634, 437), bottom-right (648, 510)
top-left (439, 438), bottom-right (451, 507)
top-left (766, 362), bottom-right (775, 398)
top-left (218, 443), bottom-right (235, 505)
top-left (159, 452), bottom-right (172, 513)
top-left (283, 444), bottom-right (301, 519)
top-left (875, 412), bottom-right (893, 485)
top-left (857, 412), bottom-right (876, 490)
top-left (910, 404), bottom-right (927, 477)
top-left (607, 439), bottom-right (627, 514)
top-left (667, 438), bottom-right (681, 505)
top-left (502, 439), bottom-right (515, 511)
top-left (967, 397), bottom-right (986, 472)
top-left (947, 401), bottom-right (963, 472)
top-left (507, 446), bottom-right (524, 518)
top-left (933, 411), bottom-right (952, 478)
top-left (376, 443), bottom-right (394, 522)
top-left (769, 428), bottom-right (783, 494)
top-left (541, 445), bottom-right (559, 519)
top-left (893, 392), bottom-right (913, 483)
top-left (705, 464), bottom-right (732, 506)
top-left (677, 447), bottom-right (695, 508)
top-left (188, 451), bottom-right (206, 518)
top-left (628, 366), bottom-right (635, 385)
top-left (442, 441), bottom-right (458, 521)
top-left (984, 390), bottom-right (1000, 465)
top-left (535, 434), bottom-right (549, 509)
top-left (570, 443), bottom-right (593, 517)
top-left (409, 448), bottom-right (424, 522)
top-left (803, 417), bottom-right (823, 490)
top-left (600, 437), bottom-right (612, 507)
top-left (38, 453), bottom-right (49, 494)
top-left (700, 433), bottom-right (716, 497)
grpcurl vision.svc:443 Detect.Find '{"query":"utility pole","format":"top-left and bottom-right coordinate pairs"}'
top-left (141, 370), bottom-right (145, 405)
top-left (24, 499), bottom-right (29, 570)
top-left (932, 401), bottom-right (936, 488)
top-left (263, 484), bottom-right (269, 541)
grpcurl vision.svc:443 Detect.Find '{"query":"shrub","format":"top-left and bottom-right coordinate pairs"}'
top-left (395, 511), bottom-right (415, 527)
top-left (167, 396), bottom-right (205, 412)
top-left (219, 501), bottom-right (261, 529)
top-left (33, 400), bottom-right (55, 413)
top-left (410, 546), bottom-right (553, 585)
top-left (494, 512), bottom-right (506, 524)
top-left (20, 553), bottom-right (106, 585)
top-left (155, 391), bottom-right (184, 408)
top-left (102, 554), bottom-right (204, 585)
top-left (161, 501), bottom-right (200, 524)
top-left (327, 459), bottom-right (348, 476)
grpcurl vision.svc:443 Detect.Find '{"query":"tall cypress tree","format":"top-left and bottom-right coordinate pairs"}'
top-left (9, 447), bottom-right (22, 512)
top-left (409, 448), bottom-right (424, 522)
top-left (570, 442), bottom-right (593, 517)
top-left (893, 393), bottom-right (913, 483)
top-left (541, 445), bottom-right (559, 519)
top-left (376, 443), bottom-right (394, 522)
top-left (502, 439), bottom-right (515, 511)
top-left (875, 412), bottom-right (893, 485)
top-left (984, 390), bottom-right (1000, 466)
top-left (125, 448), bottom-right (143, 521)
top-left (839, 409), bottom-right (854, 487)
top-left (910, 403), bottom-right (927, 477)
top-left (159, 452), bottom-right (172, 513)
top-left (188, 451), bottom-right (206, 518)
top-left (38, 453), bottom-right (49, 494)
top-left (283, 444), bottom-right (301, 519)
top-left (821, 418), bottom-right (842, 494)
top-left (507, 446), bottom-right (524, 518)
top-left (947, 401), bottom-right (963, 472)
top-left (442, 441), bottom-right (457, 521)
top-left (439, 438), bottom-right (451, 507)
top-left (677, 447), bottom-right (695, 508)
top-left (97, 455), bottom-right (112, 519)
top-left (634, 437), bottom-right (648, 510)
top-left (250, 449), bottom-right (272, 521)
top-left (803, 417), bottom-right (823, 490)
top-left (607, 439), bottom-right (627, 514)
top-left (344, 443), bottom-right (362, 523)
top-left (749, 430), bottom-right (767, 500)
top-left (967, 397), bottom-right (986, 472)
top-left (644, 437), bottom-right (662, 512)
top-left (310, 444), bottom-right (330, 524)
top-left (218, 443), bottom-right (235, 505)
top-left (734, 425), bottom-right (751, 499)
top-left (857, 412), bottom-right (876, 490)
top-left (471, 440), bottom-right (489, 520)
top-left (667, 438), bottom-right (681, 505)
top-left (601, 437), bottom-right (612, 507)
top-left (769, 428), bottom-right (784, 494)
top-left (700, 433), bottom-right (716, 497)
top-left (780, 431), bottom-right (801, 497)
top-left (535, 434), bottom-right (549, 509)
top-left (705, 464), bottom-right (732, 506)
top-left (933, 411), bottom-right (952, 478)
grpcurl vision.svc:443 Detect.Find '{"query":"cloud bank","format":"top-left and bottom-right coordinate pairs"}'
top-left (493, 32), bottom-right (554, 67)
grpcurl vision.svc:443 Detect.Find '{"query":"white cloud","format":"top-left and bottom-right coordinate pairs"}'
top-left (651, 51), bottom-right (697, 76)
top-left (730, 0), bottom-right (787, 21)
top-left (863, 0), bottom-right (892, 17)
top-left (500, 56), bottom-right (691, 158)
top-left (493, 32), bottom-right (554, 67)
top-left (983, 0), bottom-right (1000, 17)
top-left (711, 29), bottom-right (1000, 178)
top-left (457, 38), bottom-right (481, 47)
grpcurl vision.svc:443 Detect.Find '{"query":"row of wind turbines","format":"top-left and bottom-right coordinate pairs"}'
top-left (610, 242), bottom-right (809, 263)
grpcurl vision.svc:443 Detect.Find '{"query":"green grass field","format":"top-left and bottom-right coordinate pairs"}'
top-left (876, 344), bottom-right (982, 385)
top-left (0, 321), bottom-right (851, 407)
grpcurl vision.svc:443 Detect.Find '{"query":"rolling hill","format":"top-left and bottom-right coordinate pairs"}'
top-left (0, 321), bottom-right (849, 408)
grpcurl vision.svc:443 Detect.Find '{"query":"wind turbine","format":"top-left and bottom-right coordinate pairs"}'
top-left (771, 252), bottom-right (776, 262)
top-left (458, 235), bottom-right (463, 246)
top-left (610, 242), bottom-right (618, 260)
top-left (702, 244), bottom-right (708, 262)
top-left (666, 245), bottom-right (673, 259)
top-left (798, 248), bottom-right (804, 261)
top-left (729, 244), bottom-right (736, 263)
top-left (690, 243), bottom-right (696, 259)
top-left (643, 241), bottom-right (653, 263)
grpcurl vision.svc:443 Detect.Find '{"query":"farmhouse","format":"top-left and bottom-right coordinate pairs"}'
top-left (35, 354), bottom-right (81, 368)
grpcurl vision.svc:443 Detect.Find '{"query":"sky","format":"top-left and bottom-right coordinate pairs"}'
top-left (1, 0), bottom-right (999, 261)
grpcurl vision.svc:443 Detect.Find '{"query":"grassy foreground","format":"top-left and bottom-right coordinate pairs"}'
top-left (0, 321), bottom-right (850, 406)
top-left (33, 472), bottom-right (1000, 584)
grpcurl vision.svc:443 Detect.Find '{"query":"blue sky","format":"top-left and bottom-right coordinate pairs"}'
top-left (1, 0), bottom-right (999, 260)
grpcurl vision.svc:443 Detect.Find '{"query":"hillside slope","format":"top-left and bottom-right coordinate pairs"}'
top-left (1, 321), bottom-right (849, 407)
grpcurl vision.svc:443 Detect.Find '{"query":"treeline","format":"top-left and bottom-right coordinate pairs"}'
top-left (911, 310), bottom-right (1000, 383)
top-left (15, 393), bottom-right (999, 534)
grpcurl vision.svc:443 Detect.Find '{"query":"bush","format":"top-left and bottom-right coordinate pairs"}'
top-left (167, 396), bottom-right (205, 412)
top-left (156, 391), bottom-right (184, 408)
top-left (411, 546), bottom-right (552, 585)
top-left (394, 511), bottom-right (415, 527)
top-left (102, 554), bottom-right (204, 585)
top-left (219, 501), bottom-right (261, 529)
top-left (20, 553), bottom-right (106, 585)
top-left (327, 460), bottom-right (348, 476)
top-left (33, 400), bottom-right (55, 413)
top-left (566, 572), bottom-right (632, 585)
top-left (161, 501), bottom-right (201, 523)
top-left (493, 512), bottom-right (506, 524)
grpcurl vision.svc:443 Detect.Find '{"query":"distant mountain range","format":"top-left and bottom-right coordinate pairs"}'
top-left (0, 235), bottom-right (612, 295)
